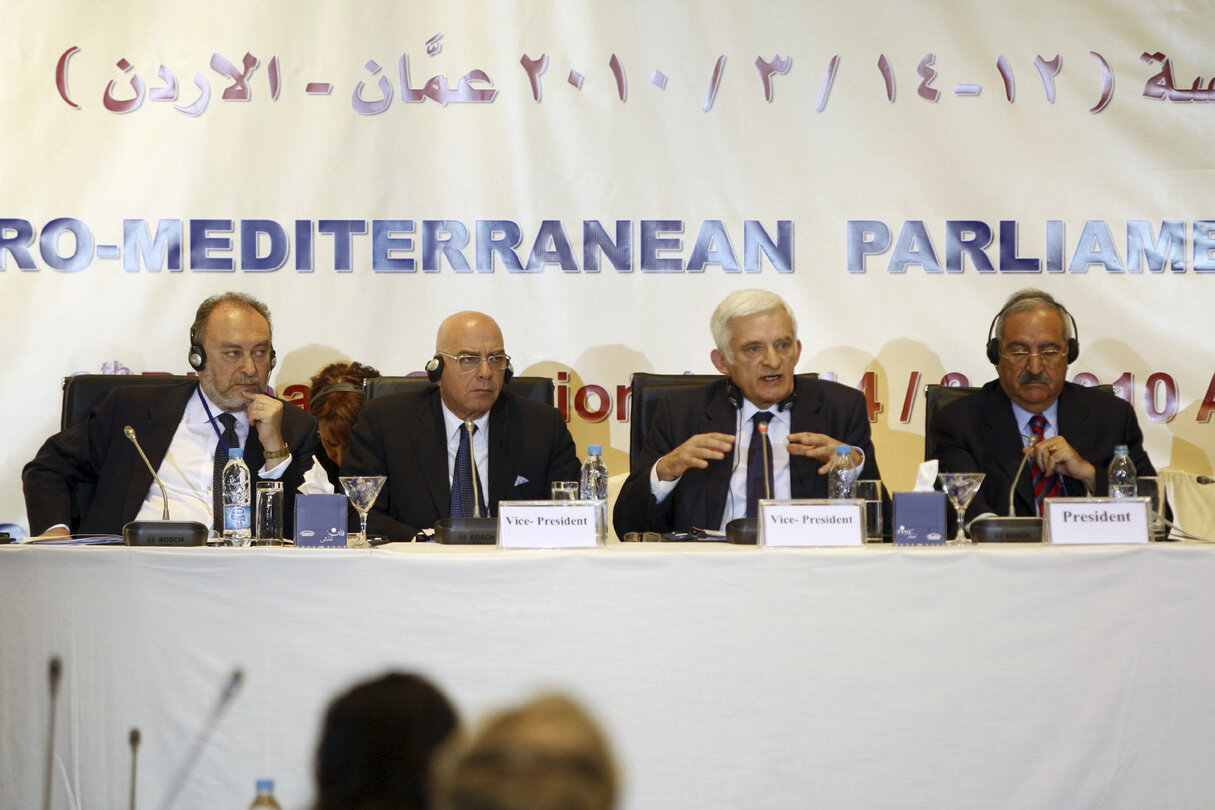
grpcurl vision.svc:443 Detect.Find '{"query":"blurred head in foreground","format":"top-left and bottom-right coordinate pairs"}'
top-left (315, 671), bottom-right (458, 810)
top-left (438, 694), bottom-right (617, 810)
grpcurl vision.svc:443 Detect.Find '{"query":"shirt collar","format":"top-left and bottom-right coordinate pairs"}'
top-left (187, 384), bottom-right (250, 429)
top-left (738, 397), bottom-right (790, 428)
top-left (441, 400), bottom-right (489, 441)
top-left (1010, 398), bottom-right (1059, 438)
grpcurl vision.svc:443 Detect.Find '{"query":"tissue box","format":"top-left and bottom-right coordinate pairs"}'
top-left (295, 494), bottom-right (348, 547)
top-left (893, 491), bottom-right (946, 545)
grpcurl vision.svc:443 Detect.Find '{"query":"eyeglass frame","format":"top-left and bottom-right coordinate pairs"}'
top-left (435, 351), bottom-right (512, 372)
top-left (1000, 347), bottom-right (1067, 365)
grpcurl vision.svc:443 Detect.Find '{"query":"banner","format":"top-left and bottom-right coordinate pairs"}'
top-left (3, 0), bottom-right (1214, 532)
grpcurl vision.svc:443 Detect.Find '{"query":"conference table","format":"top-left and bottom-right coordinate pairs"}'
top-left (3, 540), bottom-right (1214, 809)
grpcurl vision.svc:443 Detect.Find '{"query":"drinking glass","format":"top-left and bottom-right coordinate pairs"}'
top-left (937, 473), bottom-right (985, 546)
top-left (856, 480), bottom-right (884, 542)
top-left (254, 481), bottom-right (284, 546)
top-left (550, 481), bottom-right (579, 500)
top-left (1137, 476), bottom-right (1166, 539)
top-left (339, 476), bottom-right (386, 549)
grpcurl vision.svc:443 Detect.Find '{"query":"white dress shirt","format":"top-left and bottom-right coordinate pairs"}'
top-left (133, 387), bottom-right (290, 525)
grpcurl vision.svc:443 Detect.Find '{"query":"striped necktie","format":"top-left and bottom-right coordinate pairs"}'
top-left (1029, 414), bottom-right (1064, 515)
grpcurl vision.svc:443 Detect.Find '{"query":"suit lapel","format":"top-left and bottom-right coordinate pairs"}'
top-left (703, 389), bottom-right (740, 526)
top-left (1055, 384), bottom-right (1096, 495)
top-left (982, 386), bottom-right (1035, 515)
top-left (121, 382), bottom-right (196, 522)
top-left (788, 379), bottom-right (821, 497)
top-left (417, 391), bottom-right (453, 517)
top-left (487, 395), bottom-right (512, 511)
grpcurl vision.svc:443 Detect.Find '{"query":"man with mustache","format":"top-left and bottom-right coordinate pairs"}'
top-left (23, 292), bottom-right (317, 538)
top-left (341, 311), bottom-right (580, 541)
top-left (930, 288), bottom-right (1155, 520)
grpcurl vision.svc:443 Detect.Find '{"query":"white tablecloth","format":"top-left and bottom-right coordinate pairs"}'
top-left (3, 542), bottom-right (1214, 809)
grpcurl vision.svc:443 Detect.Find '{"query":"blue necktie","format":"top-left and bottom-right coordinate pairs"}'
top-left (450, 423), bottom-right (485, 517)
top-left (746, 411), bottom-right (775, 518)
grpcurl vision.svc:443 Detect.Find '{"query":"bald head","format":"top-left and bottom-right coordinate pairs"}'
top-left (433, 311), bottom-right (508, 420)
top-left (436, 311), bottom-right (503, 354)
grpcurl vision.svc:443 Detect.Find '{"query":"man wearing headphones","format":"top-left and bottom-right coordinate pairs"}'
top-left (613, 289), bottom-right (881, 539)
top-left (930, 288), bottom-right (1155, 520)
top-left (23, 292), bottom-right (316, 539)
top-left (340, 310), bottom-right (581, 542)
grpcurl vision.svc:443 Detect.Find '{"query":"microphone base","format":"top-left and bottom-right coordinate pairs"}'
top-left (122, 520), bottom-right (209, 547)
top-left (970, 517), bottom-right (1043, 543)
top-left (434, 517), bottom-right (498, 545)
top-left (724, 518), bottom-right (759, 545)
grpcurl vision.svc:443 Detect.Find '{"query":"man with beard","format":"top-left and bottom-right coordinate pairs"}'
top-left (23, 292), bottom-right (316, 538)
top-left (929, 288), bottom-right (1155, 520)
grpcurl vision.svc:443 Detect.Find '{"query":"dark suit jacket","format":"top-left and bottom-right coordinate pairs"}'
top-left (23, 380), bottom-right (317, 536)
top-left (613, 377), bottom-right (882, 538)
top-left (340, 385), bottom-right (581, 542)
top-left (930, 379), bottom-right (1155, 520)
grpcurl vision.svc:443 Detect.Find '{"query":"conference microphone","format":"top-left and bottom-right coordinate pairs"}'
top-left (121, 426), bottom-right (208, 546)
top-left (129, 728), bottom-right (141, 810)
top-left (43, 656), bottom-right (62, 810)
top-left (1197, 476), bottom-right (1215, 485)
top-left (156, 668), bottom-right (244, 810)
top-left (1007, 433), bottom-right (1038, 517)
top-left (465, 418), bottom-right (482, 518)
top-left (968, 433), bottom-right (1044, 543)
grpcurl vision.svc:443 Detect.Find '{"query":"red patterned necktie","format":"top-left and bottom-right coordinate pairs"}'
top-left (1029, 414), bottom-right (1063, 515)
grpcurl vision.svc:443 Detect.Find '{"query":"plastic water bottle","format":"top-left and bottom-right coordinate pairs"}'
top-left (828, 445), bottom-right (858, 499)
top-left (579, 444), bottom-right (609, 543)
top-left (1108, 444), bottom-right (1137, 498)
top-left (222, 447), bottom-right (252, 546)
top-left (248, 779), bottom-right (282, 809)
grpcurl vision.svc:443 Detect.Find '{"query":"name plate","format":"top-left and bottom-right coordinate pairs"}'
top-left (758, 500), bottom-right (865, 547)
top-left (497, 501), bottom-right (600, 549)
top-left (1043, 497), bottom-right (1150, 545)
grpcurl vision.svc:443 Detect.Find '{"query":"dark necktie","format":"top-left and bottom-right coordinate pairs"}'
top-left (212, 413), bottom-right (240, 530)
top-left (1029, 414), bottom-right (1063, 515)
top-left (450, 423), bottom-right (485, 518)
top-left (745, 411), bottom-right (775, 518)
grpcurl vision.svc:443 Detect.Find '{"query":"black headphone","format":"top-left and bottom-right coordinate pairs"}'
top-left (426, 355), bottom-right (514, 384)
top-left (188, 327), bottom-right (276, 372)
top-left (309, 381), bottom-right (363, 409)
top-left (985, 298), bottom-right (1080, 365)
top-left (725, 378), bottom-right (797, 412)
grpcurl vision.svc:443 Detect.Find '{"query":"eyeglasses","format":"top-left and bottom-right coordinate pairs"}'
top-left (436, 351), bottom-right (511, 372)
top-left (1001, 348), bottom-right (1065, 364)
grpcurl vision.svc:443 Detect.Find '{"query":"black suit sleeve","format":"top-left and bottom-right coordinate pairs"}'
top-left (341, 398), bottom-right (420, 542)
top-left (612, 395), bottom-right (693, 539)
top-left (272, 405), bottom-right (318, 538)
top-left (22, 394), bottom-right (118, 535)
top-left (928, 402), bottom-right (1001, 519)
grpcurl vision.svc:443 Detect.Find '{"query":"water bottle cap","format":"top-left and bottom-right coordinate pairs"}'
top-left (835, 444), bottom-right (851, 455)
top-left (228, 447), bottom-right (244, 458)
top-left (1114, 445), bottom-right (1129, 455)
top-left (256, 779), bottom-right (274, 791)
top-left (587, 444), bottom-right (602, 454)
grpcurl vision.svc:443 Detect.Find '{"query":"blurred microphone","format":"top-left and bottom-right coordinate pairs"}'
top-left (121, 426), bottom-right (208, 546)
top-left (758, 422), bottom-right (772, 501)
top-left (465, 418), bottom-right (482, 518)
top-left (157, 668), bottom-right (244, 810)
top-left (1008, 433), bottom-right (1039, 516)
top-left (1197, 476), bottom-right (1215, 485)
top-left (43, 656), bottom-right (62, 810)
top-left (129, 728), bottom-right (141, 810)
